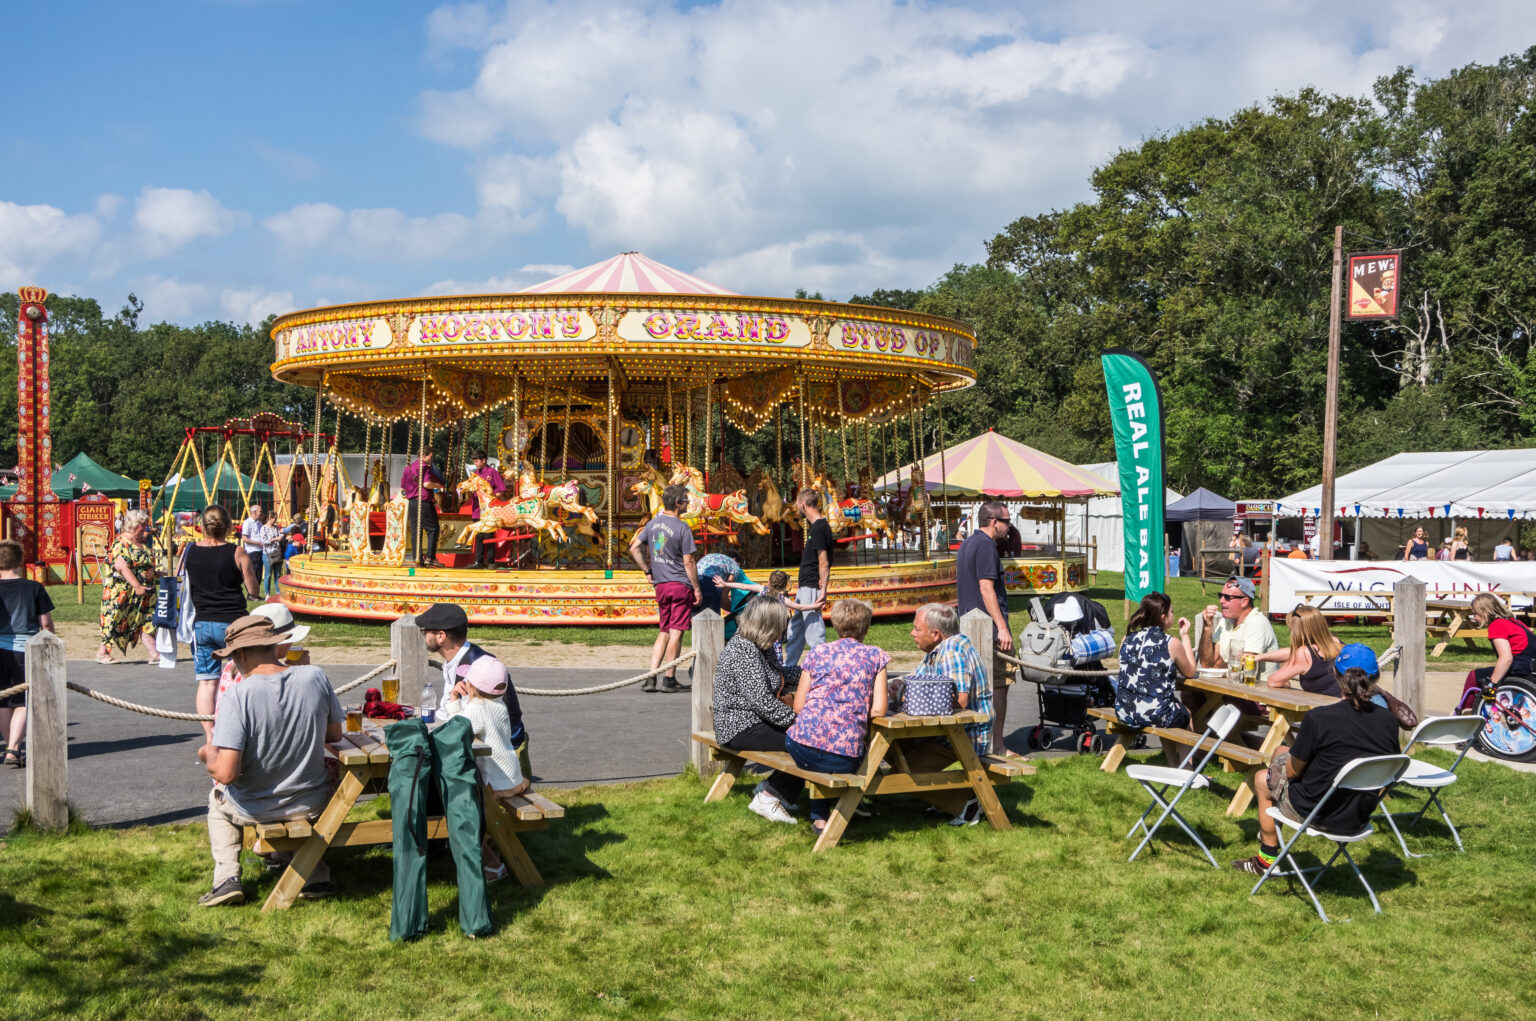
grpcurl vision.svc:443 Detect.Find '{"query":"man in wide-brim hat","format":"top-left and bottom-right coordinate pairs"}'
top-left (197, 614), bottom-right (344, 907)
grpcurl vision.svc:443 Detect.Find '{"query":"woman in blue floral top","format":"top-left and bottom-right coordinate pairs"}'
top-left (1114, 592), bottom-right (1197, 765)
top-left (786, 599), bottom-right (889, 836)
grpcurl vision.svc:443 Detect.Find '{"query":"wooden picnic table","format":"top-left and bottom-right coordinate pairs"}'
top-left (243, 719), bottom-right (563, 911)
top-left (695, 710), bottom-right (1032, 853)
top-left (1179, 674), bottom-right (1339, 817)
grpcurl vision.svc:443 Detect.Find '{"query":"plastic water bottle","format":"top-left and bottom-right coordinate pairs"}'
top-left (419, 680), bottom-right (437, 724)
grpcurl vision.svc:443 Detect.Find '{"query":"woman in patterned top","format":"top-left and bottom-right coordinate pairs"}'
top-left (1114, 592), bottom-right (1197, 764)
top-left (711, 597), bottom-right (803, 825)
top-left (785, 599), bottom-right (889, 837)
top-left (97, 509), bottom-right (158, 665)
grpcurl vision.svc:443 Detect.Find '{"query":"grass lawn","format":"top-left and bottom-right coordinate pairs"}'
top-left (45, 570), bottom-right (1499, 664)
top-left (2, 752), bottom-right (1534, 1018)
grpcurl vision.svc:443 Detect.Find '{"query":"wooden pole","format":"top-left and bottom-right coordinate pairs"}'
top-left (1320, 224), bottom-right (1344, 562)
top-left (390, 615), bottom-right (429, 708)
top-left (1392, 577), bottom-right (1426, 715)
top-left (689, 609), bottom-right (724, 778)
top-left (25, 630), bottom-right (68, 830)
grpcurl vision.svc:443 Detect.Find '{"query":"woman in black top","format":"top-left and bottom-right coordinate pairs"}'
top-left (1402, 526), bottom-right (1429, 561)
top-left (186, 506), bottom-right (259, 740)
top-left (711, 597), bottom-right (802, 825)
top-left (1256, 604), bottom-right (1342, 696)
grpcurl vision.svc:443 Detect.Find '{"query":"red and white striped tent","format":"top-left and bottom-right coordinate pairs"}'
top-left (519, 252), bottom-right (737, 296)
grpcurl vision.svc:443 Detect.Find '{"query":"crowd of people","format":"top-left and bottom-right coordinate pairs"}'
top-left (1226, 526), bottom-right (1536, 568)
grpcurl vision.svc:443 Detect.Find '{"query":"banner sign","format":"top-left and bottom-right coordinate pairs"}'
top-left (1346, 250), bottom-right (1401, 320)
top-left (1101, 350), bottom-right (1167, 602)
top-left (1267, 558), bottom-right (1536, 614)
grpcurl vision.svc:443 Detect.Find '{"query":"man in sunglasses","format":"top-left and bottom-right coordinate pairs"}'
top-left (1196, 575), bottom-right (1279, 683)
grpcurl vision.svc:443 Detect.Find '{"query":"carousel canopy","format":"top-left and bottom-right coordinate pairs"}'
top-left (0, 452), bottom-right (140, 501)
top-left (874, 429), bottom-right (1119, 499)
top-left (519, 252), bottom-right (737, 296)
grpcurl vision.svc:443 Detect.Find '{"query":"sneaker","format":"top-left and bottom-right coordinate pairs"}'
top-left (197, 878), bottom-right (245, 907)
top-left (947, 799), bottom-right (983, 827)
top-left (298, 879), bottom-right (340, 900)
top-left (748, 790), bottom-right (797, 825)
top-left (1231, 855), bottom-right (1275, 876)
top-left (854, 798), bottom-right (873, 818)
top-left (659, 677), bottom-right (690, 693)
top-left (752, 781), bottom-right (800, 814)
top-left (640, 676), bottom-right (659, 693)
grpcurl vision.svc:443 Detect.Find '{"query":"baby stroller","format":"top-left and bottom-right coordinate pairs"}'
top-left (1018, 594), bottom-right (1130, 754)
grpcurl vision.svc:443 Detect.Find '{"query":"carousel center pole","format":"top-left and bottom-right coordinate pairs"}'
top-left (606, 364), bottom-right (618, 572)
top-left (414, 374), bottom-right (428, 566)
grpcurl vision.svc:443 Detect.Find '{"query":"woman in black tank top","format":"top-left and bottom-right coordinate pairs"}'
top-left (1256, 604), bottom-right (1343, 695)
top-left (185, 506), bottom-right (257, 739)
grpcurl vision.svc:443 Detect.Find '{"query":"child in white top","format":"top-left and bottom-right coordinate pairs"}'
top-left (439, 655), bottom-right (527, 883)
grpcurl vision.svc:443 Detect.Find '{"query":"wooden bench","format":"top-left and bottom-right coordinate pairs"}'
top-left (694, 724), bottom-right (1033, 852)
top-left (1086, 707), bottom-right (1266, 775)
top-left (242, 726), bottom-right (567, 908)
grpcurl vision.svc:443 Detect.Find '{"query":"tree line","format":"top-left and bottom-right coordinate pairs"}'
top-left (4, 49), bottom-right (1534, 499)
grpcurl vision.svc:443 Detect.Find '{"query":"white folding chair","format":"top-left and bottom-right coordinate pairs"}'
top-left (1124, 705), bottom-right (1241, 867)
top-left (1377, 715), bottom-right (1482, 857)
top-left (1250, 754), bottom-right (1411, 923)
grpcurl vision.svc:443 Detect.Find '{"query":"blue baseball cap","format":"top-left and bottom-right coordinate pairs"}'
top-left (1335, 643), bottom-right (1379, 678)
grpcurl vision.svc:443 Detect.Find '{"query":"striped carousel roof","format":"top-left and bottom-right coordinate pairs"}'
top-left (875, 429), bottom-right (1119, 499)
top-left (518, 252), bottom-right (738, 296)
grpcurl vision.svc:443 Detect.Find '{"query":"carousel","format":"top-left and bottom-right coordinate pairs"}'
top-left (271, 253), bottom-right (978, 624)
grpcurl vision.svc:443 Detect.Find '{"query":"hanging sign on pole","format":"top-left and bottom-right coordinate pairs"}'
top-left (1346, 250), bottom-right (1401, 320)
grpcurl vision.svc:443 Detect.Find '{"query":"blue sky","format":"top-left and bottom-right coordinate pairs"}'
top-left (4, 0), bottom-right (1533, 324)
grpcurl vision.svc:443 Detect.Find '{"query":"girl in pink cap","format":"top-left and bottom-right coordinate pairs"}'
top-left (440, 655), bottom-right (528, 881)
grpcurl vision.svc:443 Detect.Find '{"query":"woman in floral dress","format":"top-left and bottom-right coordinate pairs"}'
top-left (1114, 592), bottom-right (1197, 764)
top-left (785, 598), bottom-right (889, 837)
top-left (97, 509), bottom-right (158, 664)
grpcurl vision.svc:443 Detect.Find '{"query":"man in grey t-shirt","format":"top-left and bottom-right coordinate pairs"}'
top-left (197, 615), bottom-right (343, 907)
top-left (629, 484), bottom-right (702, 693)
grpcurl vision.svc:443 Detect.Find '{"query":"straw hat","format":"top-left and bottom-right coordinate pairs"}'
top-left (250, 602), bottom-right (311, 645)
top-left (214, 616), bottom-right (291, 659)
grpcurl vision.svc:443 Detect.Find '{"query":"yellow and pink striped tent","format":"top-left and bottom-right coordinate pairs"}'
top-left (874, 429), bottom-right (1118, 499)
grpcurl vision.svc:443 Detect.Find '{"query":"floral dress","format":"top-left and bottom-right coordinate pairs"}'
top-left (786, 639), bottom-right (890, 758)
top-left (99, 538), bottom-right (156, 652)
top-left (1114, 627), bottom-right (1183, 728)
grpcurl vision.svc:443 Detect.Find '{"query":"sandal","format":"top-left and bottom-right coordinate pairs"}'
top-left (95, 653), bottom-right (115, 666)
top-left (483, 863), bottom-right (509, 884)
top-left (3, 750), bottom-right (19, 768)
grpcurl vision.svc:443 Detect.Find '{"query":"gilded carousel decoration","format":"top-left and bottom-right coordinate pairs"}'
top-left (269, 251), bottom-right (1014, 626)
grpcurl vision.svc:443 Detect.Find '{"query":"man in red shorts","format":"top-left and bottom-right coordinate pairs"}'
top-left (628, 484), bottom-right (703, 693)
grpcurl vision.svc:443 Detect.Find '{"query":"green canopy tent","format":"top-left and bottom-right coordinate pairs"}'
top-left (156, 465), bottom-right (273, 514)
top-left (0, 451), bottom-right (141, 501)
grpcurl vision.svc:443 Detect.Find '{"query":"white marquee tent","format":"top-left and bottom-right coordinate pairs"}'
top-left (1275, 449), bottom-right (1536, 558)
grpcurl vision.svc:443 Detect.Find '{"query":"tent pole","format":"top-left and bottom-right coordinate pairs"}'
top-left (1353, 516), bottom-right (1361, 561)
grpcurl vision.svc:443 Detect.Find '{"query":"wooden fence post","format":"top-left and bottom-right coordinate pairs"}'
top-left (1392, 577), bottom-right (1426, 715)
top-left (25, 631), bottom-right (68, 831)
top-left (690, 609), bottom-right (724, 779)
top-left (390, 615), bottom-right (428, 707)
top-left (960, 608), bottom-right (995, 688)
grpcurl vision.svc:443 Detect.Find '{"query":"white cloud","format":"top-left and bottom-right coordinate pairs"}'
top-left (132, 187), bottom-right (245, 257)
top-left (0, 201), bottom-right (102, 286)
top-left (133, 275), bottom-right (212, 323)
top-left (220, 287), bottom-right (294, 325)
top-left (263, 202), bottom-right (529, 258)
top-left (423, 263), bottom-right (576, 296)
top-left (694, 232), bottom-right (935, 303)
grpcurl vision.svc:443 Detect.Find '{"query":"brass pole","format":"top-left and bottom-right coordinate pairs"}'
top-left (415, 374), bottom-right (428, 564)
top-left (607, 366), bottom-right (618, 570)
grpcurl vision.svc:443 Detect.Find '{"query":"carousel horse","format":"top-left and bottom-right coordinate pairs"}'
top-left (454, 475), bottom-right (568, 545)
top-left (629, 465), bottom-right (707, 530)
top-left (905, 464), bottom-right (930, 525)
top-left (668, 464), bottom-right (771, 537)
top-left (756, 475), bottom-right (804, 529)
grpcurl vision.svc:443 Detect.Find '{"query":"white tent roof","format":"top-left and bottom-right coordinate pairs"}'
top-left (1275, 449), bottom-right (1536, 520)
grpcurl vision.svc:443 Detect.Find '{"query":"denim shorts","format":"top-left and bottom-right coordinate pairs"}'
top-left (193, 620), bottom-right (230, 681)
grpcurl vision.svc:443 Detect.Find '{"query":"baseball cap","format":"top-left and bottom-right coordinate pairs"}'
top-left (1052, 598), bottom-right (1084, 624)
top-left (462, 656), bottom-right (509, 697)
top-left (1224, 575), bottom-right (1257, 601)
top-left (1335, 643), bottom-right (1380, 678)
top-left (414, 603), bottom-right (468, 631)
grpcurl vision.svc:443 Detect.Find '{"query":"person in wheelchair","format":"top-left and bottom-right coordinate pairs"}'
top-left (1458, 593), bottom-right (1533, 711)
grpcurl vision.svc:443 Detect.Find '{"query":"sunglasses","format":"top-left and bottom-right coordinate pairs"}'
top-left (1218, 592), bottom-right (1245, 601)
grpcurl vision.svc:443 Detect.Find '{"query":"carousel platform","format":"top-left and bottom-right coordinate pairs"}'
top-left (277, 552), bottom-right (962, 626)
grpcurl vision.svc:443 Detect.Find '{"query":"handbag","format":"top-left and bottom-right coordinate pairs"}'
top-left (1016, 620), bottom-right (1070, 683)
top-left (1381, 689), bottom-right (1418, 730)
top-left (152, 576), bottom-right (179, 629)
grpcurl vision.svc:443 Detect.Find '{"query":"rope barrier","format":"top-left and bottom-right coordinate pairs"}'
top-left (32, 660), bottom-right (403, 725)
top-left (0, 682), bottom-right (25, 700)
top-left (517, 651), bottom-right (698, 697)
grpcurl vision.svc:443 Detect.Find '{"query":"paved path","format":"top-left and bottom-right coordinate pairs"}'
top-left (0, 658), bottom-right (1061, 829)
